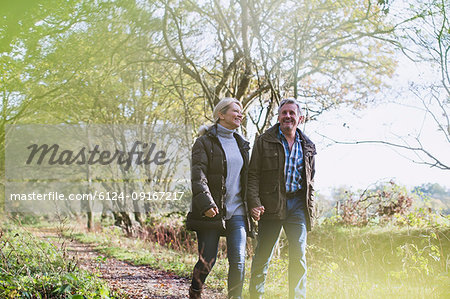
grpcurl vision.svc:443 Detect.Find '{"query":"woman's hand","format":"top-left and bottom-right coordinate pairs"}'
top-left (204, 207), bottom-right (219, 218)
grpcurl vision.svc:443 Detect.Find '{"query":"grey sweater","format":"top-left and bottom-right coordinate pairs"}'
top-left (216, 124), bottom-right (245, 219)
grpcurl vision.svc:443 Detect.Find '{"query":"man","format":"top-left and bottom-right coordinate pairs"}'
top-left (248, 98), bottom-right (316, 299)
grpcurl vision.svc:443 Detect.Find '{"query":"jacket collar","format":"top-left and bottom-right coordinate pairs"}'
top-left (262, 123), bottom-right (316, 155)
top-left (206, 124), bottom-right (250, 150)
top-left (206, 123), bottom-right (219, 137)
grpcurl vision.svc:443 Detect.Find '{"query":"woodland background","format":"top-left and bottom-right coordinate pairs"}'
top-left (0, 0), bottom-right (449, 298)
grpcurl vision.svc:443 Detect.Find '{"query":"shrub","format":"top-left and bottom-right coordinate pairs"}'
top-left (141, 212), bottom-right (197, 253)
top-left (0, 226), bottom-right (119, 298)
top-left (335, 181), bottom-right (415, 226)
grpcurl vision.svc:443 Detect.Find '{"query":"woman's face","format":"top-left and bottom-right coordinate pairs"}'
top-left (219, 102), bottom-right (243, 130)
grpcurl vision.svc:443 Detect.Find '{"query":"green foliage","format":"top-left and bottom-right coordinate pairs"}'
top-left (0, 225), bottom-right (118, 298)
top-left (41, 212), bottom-right (450, 298)
top-left (413, 183), bottom-right (450, 214)
top-left (0, 0), bottom-right (400, 139)
top-left (395, 207), bottom-right (449, 227)
top-left (326, 182), bottom-right (449, 229)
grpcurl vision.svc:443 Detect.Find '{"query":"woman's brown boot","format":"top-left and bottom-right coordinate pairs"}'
top-left (189, 286), bottom-right (202, 299)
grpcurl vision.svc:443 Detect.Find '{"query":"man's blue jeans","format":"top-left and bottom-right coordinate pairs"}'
top-left (249, 196), bottom-right (308, 299)
top-left (191, 215), bottom-right (247, 299)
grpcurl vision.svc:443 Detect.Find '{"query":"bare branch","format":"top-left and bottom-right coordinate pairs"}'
top-left (318, 133), bottom-right (449, 170)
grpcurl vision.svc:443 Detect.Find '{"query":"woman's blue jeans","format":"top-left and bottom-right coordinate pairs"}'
top-left (191, 215), bottom-right (247, 299)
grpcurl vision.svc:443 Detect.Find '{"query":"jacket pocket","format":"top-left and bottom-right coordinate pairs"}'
top-left (261, 151), bottom-right (279, 170)
top-left (260, 185), bottom-right (281, 214)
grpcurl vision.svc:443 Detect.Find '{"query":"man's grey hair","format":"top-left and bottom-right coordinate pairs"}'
top-left (278, 98), bottom-right (303, 115)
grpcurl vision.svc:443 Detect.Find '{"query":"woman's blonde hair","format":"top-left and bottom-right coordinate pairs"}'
top-left (198, 97), bottom-right (242, 136)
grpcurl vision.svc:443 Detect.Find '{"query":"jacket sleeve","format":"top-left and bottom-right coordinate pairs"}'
top-left (306, 144), bottom-right (317, 225)
top-left (310, 153), bottom-right (316, 202)
top-left (247, 136), bottom-right (262, 209)
top-left (191, 138), bottom-right (217, 215)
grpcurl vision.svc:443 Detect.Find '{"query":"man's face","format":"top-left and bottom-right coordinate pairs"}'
top-left (278, 103), bottom-right (302, 134)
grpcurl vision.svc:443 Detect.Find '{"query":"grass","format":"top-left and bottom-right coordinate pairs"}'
top-left (21, 217), bottom-right (450, 298)
top-left (0, 221), bottom-right (122, 298)
top-left (283, 225), bottom-right (449, 298)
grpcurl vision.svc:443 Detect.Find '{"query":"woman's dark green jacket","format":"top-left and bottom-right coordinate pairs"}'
top-left (187, 124), bottom-right (253, 236)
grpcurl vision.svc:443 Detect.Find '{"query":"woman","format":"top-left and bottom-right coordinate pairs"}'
top-left (187, 98), bottom-right (253, 299)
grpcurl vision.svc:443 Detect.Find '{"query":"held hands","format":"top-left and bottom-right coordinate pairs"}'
top-left (251, 206), bottom-right (265, 221)
top-left (204, 207), bottom-right (219, 218)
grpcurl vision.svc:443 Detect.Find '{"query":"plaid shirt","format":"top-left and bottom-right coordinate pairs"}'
top-left (278, 127), bottom-right (303, 193)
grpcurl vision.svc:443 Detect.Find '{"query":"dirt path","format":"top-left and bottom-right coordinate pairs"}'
top-left (34, 228), bottom-right (225, 299)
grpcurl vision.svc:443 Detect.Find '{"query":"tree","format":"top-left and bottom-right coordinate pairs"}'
top-left (160, 0), bottom-right (398, 135)
top-left (413, 183), bottom-right (450, 214)
top-left (414, 183), bottom-right (449, 198)
top-left (395, 0), bottom-right (449, 170)
top-left (0, 0), bottom-right (90, 213)
top-left (323, 0), bottom-right (449, 170)
top-left (0, 0), bottom-right (196, 230)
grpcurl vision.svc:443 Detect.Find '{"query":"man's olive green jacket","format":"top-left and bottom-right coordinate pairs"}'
top-left (247, 124), bottom-right (317, 231)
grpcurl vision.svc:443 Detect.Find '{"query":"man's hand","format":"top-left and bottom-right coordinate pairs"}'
top-left (251, 206), bottom-right (265, 221)
top-left (204, 207), bottom-right (219, 218)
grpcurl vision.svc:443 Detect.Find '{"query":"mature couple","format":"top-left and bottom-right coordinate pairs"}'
top-left (186, 97), bottom-right (316, 299)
